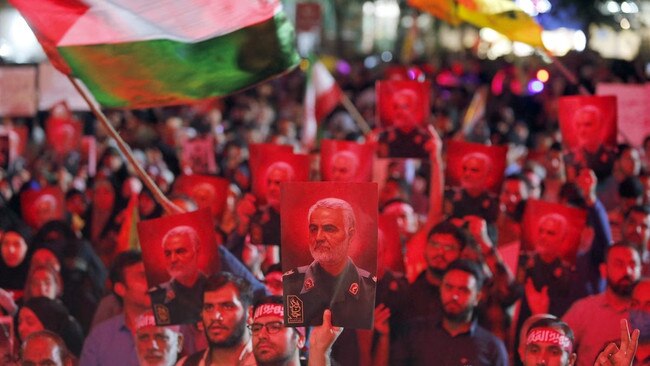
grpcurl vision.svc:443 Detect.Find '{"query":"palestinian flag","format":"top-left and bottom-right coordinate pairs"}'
top-left (9, 0), bottom-right (300, 108)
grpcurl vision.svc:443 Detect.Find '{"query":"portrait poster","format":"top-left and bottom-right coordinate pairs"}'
top-left (373, 158), bottom-right (418, 188)
top-left (20, 187), bottom-right (65, 230)
top-left (0, 65), bottom-right (37, 117)
top-left (320, 139), bottom-right (374, 182)
top-left (37, 62), bottom-right (94, 111)
top-left (281, 182), bottom-right (377, 329)
top-left (521, 199), bottom-right (587, 265)
top-left (445, 140), bottom-right (507, 194)
top-left (375, 80), bottom-right (431, 158)
top-left (249, 145), bottom-right (310, 205)
top-left (596, 83), bottom-right (650, 147)
top-left (172, 174), bottom-right (230, 220)
top-left (45, 102), bottom-right (82, 157)
top-left (376, 80), bottom-right (430, 128)
top-left (558, 95), bottom-right (617, 180)
top-left (180, 136), bottom-right (218, 175)
top-left (137, 208), bottom-right (220, 325)
top-left (0, 316), bottom-right (13, 363)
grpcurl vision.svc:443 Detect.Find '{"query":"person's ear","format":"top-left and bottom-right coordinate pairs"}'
top-left (114, 282), bottom-right (127, 298)
top-left (176, 334), bottom-right (184, 354)
top-left (568, 352), bottom-right (577, 366)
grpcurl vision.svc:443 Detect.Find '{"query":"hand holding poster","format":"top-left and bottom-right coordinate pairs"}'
top-left (376, 80), bottom-right (431, 158)
top-left (281, 182), bottom-right (377, 329)
top-left (137, 209), bottom-right (220, 325)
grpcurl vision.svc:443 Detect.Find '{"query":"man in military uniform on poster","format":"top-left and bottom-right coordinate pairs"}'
top-left (283, 197), bottom-right (376, 329)
top-left (564, 105), bottom-right (616, 181)
top-left (149, 225), bottom-right (208, 325)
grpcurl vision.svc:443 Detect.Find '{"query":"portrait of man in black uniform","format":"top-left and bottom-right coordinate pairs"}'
top-left (283, 197), bottom-right (376, 329)
top-left (148, 225), bottom-right (207, 325)
top-left (250, 161), bottom-right (296, 245)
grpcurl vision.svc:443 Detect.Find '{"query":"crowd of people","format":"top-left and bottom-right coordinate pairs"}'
top-left (1, 52), bottom-right (650, 366)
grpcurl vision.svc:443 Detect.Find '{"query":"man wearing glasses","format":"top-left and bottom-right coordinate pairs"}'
top-left (249, 296), bottom-right (305, 366)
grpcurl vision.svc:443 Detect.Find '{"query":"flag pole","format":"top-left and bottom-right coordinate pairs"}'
top-left (339, 93), bottom-right (371, 134)
top-left (67, 76), bottom-right (183, 215)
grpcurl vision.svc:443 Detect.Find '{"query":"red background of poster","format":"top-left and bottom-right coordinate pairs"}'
top-left (20, 187), bottom-right (65, 229)
top-left (521, 199), bottom-right (587, 264)
top-left (172, 174), bottom-right (230, 219)
top-left (45, 103), bottom-right (81, 156)
top-left (376, 80), bottom-right (431, 128)
top-left (250, 147), bottom-right (310, 205)
top-left (137, 208), bottom-right (220, 287)
top-left (280, 182), bottom-right (378, 275)
top-left (558, 95), bottom-right (617, 150)
top-left (320, 139), bottom-right (374, 182)
top-left (445, 140), bottom-right (508, 194)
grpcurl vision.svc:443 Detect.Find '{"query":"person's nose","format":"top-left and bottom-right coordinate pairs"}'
top-left (211, 310), bottom-right (223, 321)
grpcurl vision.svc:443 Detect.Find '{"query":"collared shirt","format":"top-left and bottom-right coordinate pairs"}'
top-left (176, 340), bottom-right (256, 366)
top-left (562, 293), bottom-right (630, 366)
top-left (79, 314), bottom-right (139, 366)
top-left (283, 258), bottom-right (376, 328)
top-left (391, 318), bottom-right (508, 366)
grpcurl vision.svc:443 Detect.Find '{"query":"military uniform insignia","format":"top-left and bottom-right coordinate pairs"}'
top-left (304, 278), bottom-right (314, 291)
top-left (286, 295), bottom-right (304, 324)
top-left (283, 269), bottom-right (294, 276)
top-left (154, 304), bottom-right (171, 325)
top-left (165, 288), bottom-right (176, 302)
top-left (349, 283), bottom-right (359, 295)
top-left (389, 280), bottom-right (398, 291)
top-left (372, 276), bottom-right (377, 282)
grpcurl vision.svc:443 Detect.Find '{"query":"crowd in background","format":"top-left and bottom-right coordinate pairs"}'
top-left (1, 50), bottom-right (650, 365)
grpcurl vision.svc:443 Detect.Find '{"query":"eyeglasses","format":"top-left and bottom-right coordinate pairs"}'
top-left (248, 321), bottom-right (284, 334)
top-left (428, 242), bottom-right (460, 252)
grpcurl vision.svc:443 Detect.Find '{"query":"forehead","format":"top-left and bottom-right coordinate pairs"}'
top-left (539, 217), bottom-right (562, 230)
top-left (164, 233), bottom-right (195, 248)
top-left (442, 269), bottom-right (476, 288)
top-left (429, 233), bottom-right (459, 245)
top-left (23, 337), bottom-right (61, 362)
top-left (253, 314), bottom-right (283, 324)
top-left (204, 283), bottom-right (241, 303)
top-left (607, 246), bottom-right (640, 263)
top-left (504, 179), bottom-right (524, 191)
top-left (628, 211), bottom-right (650, 224)
top-left (310, 207), bottom-right (344, 223)
top-left (267, 167), bottom-right (290, 180)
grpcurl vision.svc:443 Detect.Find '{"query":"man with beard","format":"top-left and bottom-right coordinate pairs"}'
top-left (177, 272), bottom-right (255, 366)
top-left (562, 243), bottom-right (642, 366)
top-left (621, 205), bottom-right (650, 276)
top-left (149, 225), bottom-right (207, 325)
top-left (403, 220), bottom-right (470, 323)
top-left (283, 197), bottom-right (376, 328)
top-left (496, 174), bottom-right (531, 247)
top-left (392, 259), bottom-right (508, 365)
top-left (249, 296), bottom-right (305, 366)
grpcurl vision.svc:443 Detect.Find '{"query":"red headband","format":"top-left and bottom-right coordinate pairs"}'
top-left (526, 327), bottom-right (573, 353)
top-left (253, 304), bottom-right (305, 335)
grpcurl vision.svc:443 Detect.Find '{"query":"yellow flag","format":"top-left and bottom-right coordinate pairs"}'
top-left (408, 0), bottom-right (461, 25)
top-left (410, 0), bottom-right (544, 48)
top-left (457, 0), bottom-right (544, 48)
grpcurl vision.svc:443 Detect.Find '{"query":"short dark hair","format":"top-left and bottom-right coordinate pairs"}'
top-left (204, 272), bottom-right (254, 308)
top-left (109, 250), bottom-right (142, 300)
top-left (427, 221), bottom-right (471, 251)
top-left (444, 259), bottom-right (485, 291)
top-left (527, 318), bottom-right (575, 346)
top-left (625, 204), bottom-right (650, 219)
